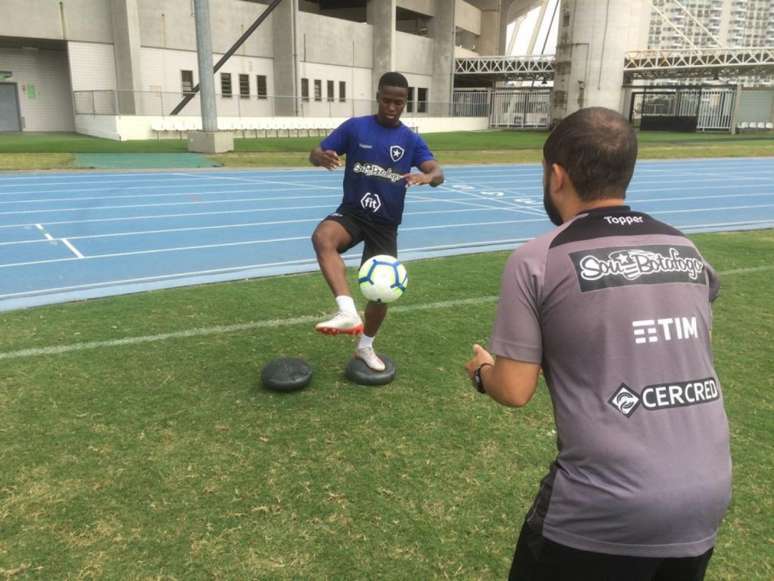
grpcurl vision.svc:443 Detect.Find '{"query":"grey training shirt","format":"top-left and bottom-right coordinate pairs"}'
top-left (490, 205), bottom-right (731, 558)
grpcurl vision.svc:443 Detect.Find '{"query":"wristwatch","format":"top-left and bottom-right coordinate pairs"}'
top-left (473, 363), bottom-right (493, 394)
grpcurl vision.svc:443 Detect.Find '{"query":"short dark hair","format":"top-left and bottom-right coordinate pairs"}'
top-left (543, 107), bottom-right (638, 201)
top-left (378, 72), bottom-right (409, 91)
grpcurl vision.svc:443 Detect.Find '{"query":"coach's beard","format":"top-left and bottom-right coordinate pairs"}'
top-left (543, 181), bottom-right (563, 226)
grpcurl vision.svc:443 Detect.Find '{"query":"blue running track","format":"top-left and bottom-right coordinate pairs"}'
top-left (0, 157), bottom-right (772, 312)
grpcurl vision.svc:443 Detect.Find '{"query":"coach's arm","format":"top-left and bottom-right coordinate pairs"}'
top-left (465, 344), bottom-right (541, 408)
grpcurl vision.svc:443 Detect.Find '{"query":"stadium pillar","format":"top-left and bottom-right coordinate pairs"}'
top-left (110, 0), bottom-right (144, 115)
top-left (272, 0), bottom-right (297, 116)
top-left (478, 0), bottom-right (516, 56)
top-left (367, 0), bottom-right (396, 99)
top-left (188, 0), bottom-right (233, 153)
top-left (430, 0), bottom-right (456, 117)
top-left (551, 0), bottom-right (649, 122)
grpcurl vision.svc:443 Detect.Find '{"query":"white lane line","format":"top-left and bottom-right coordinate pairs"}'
top-left (3, 262), bottom-right (773, 361)
top-left (0, 196), bottom-right (512, 230)
top-left (187, 172), bottom-right (341, 191)
top-left (35, 224), bottom-right (54, 241)
top-left (0, 219), bottom-right (546, 269)
top-left (0, 296), bottom-right (501, 361)
top-left (0, 194), bottom-right (344, 216)
top-left (60, 238), bottom-right (85, 259)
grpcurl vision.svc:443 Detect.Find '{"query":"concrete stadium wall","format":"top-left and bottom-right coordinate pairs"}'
top-left (297, 62), bottom-right (373, 116)
top-left (137, 0), bottom-right (272, 56)
top-left (0, 48), bottom-right (75, 132)
top-left (395, 32), bottom-right (434, 76)
top-left (0, 0), bottom-right (113, 43)
top-left (75, 114), bottom-right (489, 141)
top-left (297, 12), bottom-right (373, 70)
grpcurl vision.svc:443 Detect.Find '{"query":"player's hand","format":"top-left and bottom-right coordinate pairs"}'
top-left (464, 344), bottom-right (495, 380)
top-left (402, 172), bottom-right (433, 187)
top-left (314, 149), bottom-right (341, 170)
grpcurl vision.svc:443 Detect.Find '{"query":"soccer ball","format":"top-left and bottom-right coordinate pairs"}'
top-left (357, 255), bottom-right (408, 303)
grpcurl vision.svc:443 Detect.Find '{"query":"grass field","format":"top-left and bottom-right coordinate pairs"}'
top-left (1, 229), bottom-right (772, 580)
top-left (1, 130), bottom-right (773, 170)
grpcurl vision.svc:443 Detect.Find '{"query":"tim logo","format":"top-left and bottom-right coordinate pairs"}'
top-left (608, 384), bottom-right (641, 417)
top-left (632, 316), bottom-right (698, 344)
top-left (570, 245), bottom-right (705, 292)
top-left (389, 145), bottom-right (405, 162)
top-left (360, 192), bottom-right (382, 213)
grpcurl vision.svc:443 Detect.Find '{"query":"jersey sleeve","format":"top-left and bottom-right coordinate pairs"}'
top-left (411, 133), bottom-right (434, 167)
top-left (320, 119), bottom-right (352, 155)
top-left (704, 258), bottom-right (720, 303)
top-left (489, 250), bottom-right (544, 364)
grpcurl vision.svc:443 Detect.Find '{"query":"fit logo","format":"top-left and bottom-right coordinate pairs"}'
top-left (632, 316), bottom-right (698, 344)
top-left (360, 192), bottom-right (382, 213)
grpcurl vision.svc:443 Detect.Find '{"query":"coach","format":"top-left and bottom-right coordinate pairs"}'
top-left (465, 107), bottom-right (731, 580)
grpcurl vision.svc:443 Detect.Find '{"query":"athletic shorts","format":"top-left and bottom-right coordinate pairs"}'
top-left (322, 206), bottom-right (398, 264)
top-left (508, 521), bottom-right (714, 581)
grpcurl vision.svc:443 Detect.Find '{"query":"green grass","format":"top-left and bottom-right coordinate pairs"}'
top-left (0, 130), bottom-right (773, 170)
top-left (0, 230), bottom-right (772, 579)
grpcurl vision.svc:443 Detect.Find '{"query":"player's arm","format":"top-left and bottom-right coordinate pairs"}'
top-left (309, 146), bottom-right (341, 170)
top-left (403, 160), bottom-right (444, 187)
top-left (465, 344), bottom-right (541, 408)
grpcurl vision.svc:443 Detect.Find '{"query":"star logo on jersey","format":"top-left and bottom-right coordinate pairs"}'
top-left (608, 384), bottom-right (641, 417)
top-left (389, 145), bottom-right (405, 162)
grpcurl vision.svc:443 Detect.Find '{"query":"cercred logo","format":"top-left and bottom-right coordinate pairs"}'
top-left (360, 192), bottom-right (382, 213)
top-left (609, 378), bottom-right (719, 417)
top-left (608, 384), bottom-right (641, 417)
top-left (389, 145), bottom-right (405, 162)
top-left (631, 316), bottom-right (698, 344)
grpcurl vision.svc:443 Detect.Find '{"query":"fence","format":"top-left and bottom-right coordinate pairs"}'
top-left (72, 90), bottom-right (459, 119)
top-left (628, 87), bottom-right (737, 131)
top-left (452, 88), bottom-right (552, 128)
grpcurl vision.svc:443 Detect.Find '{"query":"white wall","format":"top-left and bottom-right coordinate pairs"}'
top-left (0, 47), bottom-right (74, 132)
top-left (68, 42), bottom-right (117, 91)
top-left (738, 88), bottom-right (774, 123)
top-left (140, 46), bottom-right (275, 116)
top-left (297, 62), bottom-right (373, 117)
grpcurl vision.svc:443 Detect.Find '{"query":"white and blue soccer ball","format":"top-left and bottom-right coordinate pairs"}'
top-left (358, 255), bottom-right (408, 303)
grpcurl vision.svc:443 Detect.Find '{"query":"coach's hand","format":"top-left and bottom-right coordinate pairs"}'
top-left (402, 172), bottom-right (433, 187)
top-left (311, 149), bottom-right (341, 170)
top-left (465, 344), bottom-right (495, 380)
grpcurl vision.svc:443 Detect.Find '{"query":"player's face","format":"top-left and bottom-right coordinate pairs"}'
top-left (376, 86), bottom-right (408, 126)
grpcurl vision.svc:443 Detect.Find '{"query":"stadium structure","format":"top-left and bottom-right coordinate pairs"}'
top-left (0, 0), bottom-right (772, 140)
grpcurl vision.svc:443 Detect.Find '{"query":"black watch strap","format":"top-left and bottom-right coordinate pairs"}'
top-left (473, 363), bottom-right (493, 394)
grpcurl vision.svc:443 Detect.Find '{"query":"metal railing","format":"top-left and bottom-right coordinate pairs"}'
top-left (72, 90), bottom-right (468, 119)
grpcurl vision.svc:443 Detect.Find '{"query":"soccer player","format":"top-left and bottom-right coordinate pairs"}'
top-left (465, 107), bottom-right (731, 580)
top-left (310, 72), bottom-right (444, 371)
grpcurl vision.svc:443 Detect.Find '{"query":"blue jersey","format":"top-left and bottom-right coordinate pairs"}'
top-left (320, 115), bottom-right (435, 225)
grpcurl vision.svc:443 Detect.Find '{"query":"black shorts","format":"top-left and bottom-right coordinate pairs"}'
top-left (322, 206), bottom-right (398, 264)
top-left (509, 521), bottom-right (714, 581)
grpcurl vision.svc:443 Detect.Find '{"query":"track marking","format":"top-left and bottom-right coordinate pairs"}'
top-left (35, 224), bottom-right (54, 241)
top-left (60, 238), bottom-right (85, 259)
top-left (2, 263), bottom-right (773, 361)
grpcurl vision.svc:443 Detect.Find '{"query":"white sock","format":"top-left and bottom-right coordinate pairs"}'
top-left (336, 295), bottom-right (357, 315)
top-left (358, 334), bottom-right (374, 350)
